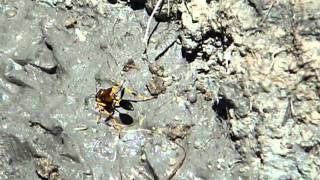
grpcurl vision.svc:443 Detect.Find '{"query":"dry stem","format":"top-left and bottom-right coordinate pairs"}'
top-left (143, 0), bottom-right (164, 46)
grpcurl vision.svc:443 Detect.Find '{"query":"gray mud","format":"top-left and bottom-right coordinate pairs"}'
top-left (0, 0), bottom-right (320, 179)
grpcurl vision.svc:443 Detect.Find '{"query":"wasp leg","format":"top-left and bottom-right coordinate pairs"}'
top-left (96, 106), bottom-right (113, 124)
top-left (96, 115), bottom-right (101, 124)
top-left (110, 117), bottom-right (124, 132)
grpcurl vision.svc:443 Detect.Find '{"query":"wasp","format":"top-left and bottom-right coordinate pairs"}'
top-left (95, 81), bottom-right (155, 130)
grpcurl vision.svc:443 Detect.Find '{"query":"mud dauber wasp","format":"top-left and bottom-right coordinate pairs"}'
top-left (94, 80), bottom-right (156, 130)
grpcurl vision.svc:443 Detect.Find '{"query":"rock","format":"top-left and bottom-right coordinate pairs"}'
top-left (122, 59), bottom-right (139, 72)
top-left (149, 63), bottom-right (165, 77)
top-left (64, 16), bottom-right (77, 29)
top-left (146, 77), bottom-right (166, 96)
top-left (5, 9), bottom-right (17, 18)
top-left (169, 158), bottom-right (176, 166)
top-left (35, 158), bottom-right (61, 180)
top-left (166, 123), bottom-right (193, 140)
top-left (187, 91), bottom-right (197, 103)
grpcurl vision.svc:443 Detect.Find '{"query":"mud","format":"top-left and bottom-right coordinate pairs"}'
top-left (0, 0), bottom-right (320, 179)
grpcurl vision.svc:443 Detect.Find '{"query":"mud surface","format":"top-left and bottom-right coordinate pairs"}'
top-left (0, 0), bottom-right (320, 179)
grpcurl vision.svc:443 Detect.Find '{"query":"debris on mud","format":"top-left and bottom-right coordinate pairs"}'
top-left (166, 123), bottom-right (193, 141)
top-left (35, 158), bottom-right (61, 180)
top-left (122, 58), bottom-right (139, 72)
top-left (148, 63), bottom-right (165, 77)
top-left (146, 76), bottom-right (167, 96)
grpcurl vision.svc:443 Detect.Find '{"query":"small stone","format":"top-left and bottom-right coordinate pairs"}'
top-left (35, 158), bottom-right (60, 180)
top-left (195, 81), bottom-right (206, 93)
top-left (311, 111), bottom-right (320, 121)
top-left (169, 158), bottom-right (176, 166)
top-left (287, 62), bottom-right (297, 73)
top-left (75, 28), bottom-right (87, 42)
top-left (167, 124), bottom-right (192, 141)
top-left (260, 80), bottom-right (272, 93)
top-left (194, 141), bottom-right (201, 149)
top-left (90, 0), bottom-right (99, 6)
top-left (5, 9), bottom-right (17, 18)
top-left (171, 74), bottom-right (181, 81)
top-left (187, 91), bottom-right (197, 103)
top-left (204, 91), bottom-right (213, 101)
top-left (146, 77), bottom-right (166, 96)
top-left (141, 154), bottom-right (146, 162)
top-left (122, 59), bottom-right (139, 72)
top-left (64, 16), bottom-right (77, 29)
top-left (163, 77), bottom-right (173, 87)
top-left (65, 0), bottom-right (72, 7)
top-left (191, 59), bottom-right (209, 73)
top-left (149, 63), bottom-right (165, 77)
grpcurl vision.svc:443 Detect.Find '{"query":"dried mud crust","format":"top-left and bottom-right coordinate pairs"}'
top-left (0, 0), bottom-right (320, 179)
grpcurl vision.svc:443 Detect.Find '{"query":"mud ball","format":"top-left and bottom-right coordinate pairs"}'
top-left (187, 91), bottom-right (197, 103)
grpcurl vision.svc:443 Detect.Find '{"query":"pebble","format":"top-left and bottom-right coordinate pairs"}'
top-left (140, 154), bottom-right (146, 161)
top-left (260, 79), bottom-right (272, 93)
top-left (65, 0), bottom-right (72, 7)
top-left (146, 77), bottom-right (166, 96)
top-left (187, 91), bottom-right (197, 103)
top-left (169, 158), bottom-right (176, 166)
top-left (5, 9), bottom-right (17, 18)
top-left (194, 141), bottom-right (201, 149)
top-left (149, 63), bottom-right (165, 77)
top-left (64, 16), bottom-right (77, 29)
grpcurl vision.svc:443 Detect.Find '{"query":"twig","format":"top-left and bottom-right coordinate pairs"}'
top-left (260, 0), bottom-right (277, 25)
top-left (143, 0), bottom-right (163, 46)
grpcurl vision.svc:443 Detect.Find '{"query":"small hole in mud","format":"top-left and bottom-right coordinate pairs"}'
top-left (129, 2), bottom-right (145, 10)
top-left (212, 97), bottom-right (235, 120)
top-left (45, 41), bottom-right (53, 51)
top-left (255, 151), bottom-right (264, 164)
top-left (107, 0), bottom-right (117, 4)
top-left (181, 48), bottom-right (197, 63)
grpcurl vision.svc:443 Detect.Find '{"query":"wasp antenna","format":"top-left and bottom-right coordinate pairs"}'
top-left (120, 88), bottom-right (125, 99)
top-left (122, 96), bottom-right (156, 103)
top-left (114, 108), bottom-right (121, 113)
top-left (115, 80), bottom-right (126, 95)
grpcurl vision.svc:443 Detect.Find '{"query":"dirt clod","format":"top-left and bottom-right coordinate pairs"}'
top-left (146, 77), bottom-right (166, 96)
top-left (35, 158), bottom-right (61, 180)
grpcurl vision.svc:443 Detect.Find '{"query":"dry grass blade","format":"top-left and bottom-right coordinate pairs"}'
top-left (143, 0), bottom-right (164, 46)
